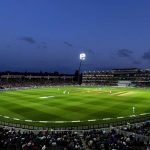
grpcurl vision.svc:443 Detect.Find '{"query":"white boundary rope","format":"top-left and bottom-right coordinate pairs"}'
top-left (0, 112), bottom-right (150, 124)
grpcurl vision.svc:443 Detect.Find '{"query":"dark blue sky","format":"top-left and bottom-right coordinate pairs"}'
top-left (0, 0), bottom-right (150, 73)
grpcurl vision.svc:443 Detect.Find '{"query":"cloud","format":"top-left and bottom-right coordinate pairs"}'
top-left (63, 41), bottom-right (95, 55)
top-left (114, 48), bottom-right (142, 66)
top-left (85, 49), bottom-right (95, 55)
top-left (20, 36), bottom-right (36, 44)
top-left (64, 41), bottom-right (73, 47)
top-left (142, 51), bottom-right (150, 61)
top-left (117, 49), bottom-right (133, 57)
top-left (38, 42), bottom-right (47, 49)
top-left (80, 49), bottom-right (95, 55)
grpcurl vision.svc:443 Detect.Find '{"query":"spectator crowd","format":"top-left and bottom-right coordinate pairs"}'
top-left (0, 123), bottom-right (150, 150)
top-left (0, 128), bottom-right (83, 150)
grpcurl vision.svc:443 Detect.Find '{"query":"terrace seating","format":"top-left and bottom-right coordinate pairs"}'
top-left (0, 78), bottom-right (75, 89)
top-left (1, 126), bottom-right (150, 150)
top-left (83, 129), bottom-right (147, 150)
top-left (0, 128), bottom-right (84, 150)
top-left (120, 122), bottom-right (150, 136)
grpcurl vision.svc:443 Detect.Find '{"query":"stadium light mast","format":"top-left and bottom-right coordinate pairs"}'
top-left (78, 53), bottom-right (86, 84)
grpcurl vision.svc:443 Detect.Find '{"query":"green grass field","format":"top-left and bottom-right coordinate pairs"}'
top-left (0, 86), bottom-right (150, 126)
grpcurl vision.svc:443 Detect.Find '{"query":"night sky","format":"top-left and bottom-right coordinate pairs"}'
top-left (0, 0), bottom-right (150, 73)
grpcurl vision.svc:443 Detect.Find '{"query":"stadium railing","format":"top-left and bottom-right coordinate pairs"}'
top-left (0, 116), bottom-right (150, 131)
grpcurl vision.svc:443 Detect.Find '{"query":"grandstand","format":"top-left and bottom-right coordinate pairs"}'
top-left (0, 72), bottom-right (75, 88)
top-left (1, 68), bottom-right (150, 88)
top-left (0, 122), bottom-right (150, 150)
top-left (82, 68), bottom-right (150, 87)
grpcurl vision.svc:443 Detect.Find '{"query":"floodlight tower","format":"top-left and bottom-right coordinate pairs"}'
top-left (78, 53), bottom-right (86, 84)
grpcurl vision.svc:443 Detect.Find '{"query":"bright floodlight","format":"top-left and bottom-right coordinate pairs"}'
top-left (80, 53), bottom-right (86, 60)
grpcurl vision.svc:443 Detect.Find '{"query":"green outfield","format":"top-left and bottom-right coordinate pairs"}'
top-left (0, 86), bottom-right (150, 126)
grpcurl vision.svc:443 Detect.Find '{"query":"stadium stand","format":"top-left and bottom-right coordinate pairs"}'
top-left (83, 129), bottom-right (146, 150)
top-left (0, 72), bottom-right (75, 88)
top-left (120, 122), bottom-right (150, 136)
top-left (1, 68), bottom-right (150, 88)
top-left (1, 124), bottom-right (150, 150)
top-left (0, 128), bottom-right (84, 150)
top-left (82, 68), bottom-right (150, 87)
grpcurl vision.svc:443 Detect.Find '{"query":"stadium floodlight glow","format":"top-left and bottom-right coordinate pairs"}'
top-left (78, 52), bottom-right (86, 84)
top-left (79, 53), bottom-right (86, 61)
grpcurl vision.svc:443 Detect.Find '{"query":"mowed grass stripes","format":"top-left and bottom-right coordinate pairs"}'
top-left (0, 86), bottom-right (150, 121)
